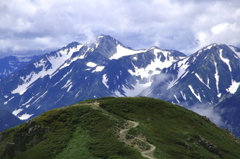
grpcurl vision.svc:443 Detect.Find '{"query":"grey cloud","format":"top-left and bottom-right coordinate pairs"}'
top-left (0, 0), bottom-right (239, 55)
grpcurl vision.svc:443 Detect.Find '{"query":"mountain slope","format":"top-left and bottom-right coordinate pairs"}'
top-left (141, 44), bottom-right (240, 108)
top-left (102, 46), bottom-right (186, 96)
top-left (0, 55), bottom-right (42, 78)
top-left (214, 87), bottom-right (240, 137)
top-left (1, 97), bottom-right (240, 159)
top-left (0, 109), bottom-right (23, 132)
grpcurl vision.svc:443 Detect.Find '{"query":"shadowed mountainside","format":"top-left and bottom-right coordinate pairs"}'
top-left (0, 109), bottom-right (23, 132)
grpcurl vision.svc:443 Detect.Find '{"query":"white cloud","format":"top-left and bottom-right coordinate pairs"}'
top-left (0, 0), bottom-right (240, 54)
top-left (190, 104), bottom-right (225, 127)
top-left (211, 23), bottom-right (232, 35)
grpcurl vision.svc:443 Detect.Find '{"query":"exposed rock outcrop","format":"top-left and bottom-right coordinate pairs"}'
top-left (0, 120), bottom-right (48, 159)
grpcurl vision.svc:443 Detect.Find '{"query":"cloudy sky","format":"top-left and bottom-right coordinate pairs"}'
top-left (0, 0), bottom-right (240, 56)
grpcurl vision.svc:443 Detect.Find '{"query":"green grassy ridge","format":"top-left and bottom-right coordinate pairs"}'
top-left (0, 104), bottom-right (143, 159)
top-left (99, 97), bottom-right (240, 158)
top-left (0, 97), bottom-right (240, 159)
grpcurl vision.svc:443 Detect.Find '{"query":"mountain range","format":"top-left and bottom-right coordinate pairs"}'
top-left (0, 35), bottom-right (240, 137)
top-left (0, 55), bottom-right (42, 78)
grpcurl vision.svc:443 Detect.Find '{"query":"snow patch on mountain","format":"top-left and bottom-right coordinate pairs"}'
top-left (32, 91), bottom-right (48, 104)
top-left (18, 113), bottom-right (34, 120)
top-left (92, 66), bottom-right (105, 72)
top-left (86, 62), bottom-right (97, 67)
top-left (102, 74), bottom-right (109, 88)
top-left (188, 85), bottom-right (201, 102)
top-left (12, 108), bottom-right (23, 116)
top-left (174, 95), bottom-right (180, 103)
top-left (12, 72), bottom-right (42, 95)
top-left (195, 73), bottom-right (210, 89)
top-left (128, 62), bottom-right (161, 80)
top-left (180, 91), bottom-right (187, 100)
top-left (4, 96), bottom-right (15, 105)
top-left (219, 49), bottom-right (232, 72)
top-left (227, 80), bottom-right (240, 94)
top-left (22, 96), bottom-right (35, 107)
top-left (109, 45), bottom-right (144, 60)
top-left (133, 56), bottom-right (137, 60)
top-left (214, 62), bottom-right (221, 97)
top-left (62, 79), bottom-right (73, 92)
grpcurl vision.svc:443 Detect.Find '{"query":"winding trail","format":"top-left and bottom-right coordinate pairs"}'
top-left (72, 102), bottom-right (157, 159)
top-left (141, 141), bottom-right (156, 159)
top-left (120, 120), bottom-right (157, 159)
top-left (120, 120), bottom-right (139, 138)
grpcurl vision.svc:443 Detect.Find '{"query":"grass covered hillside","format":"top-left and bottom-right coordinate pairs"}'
top-left (0, 97), bottom-right (240, 159)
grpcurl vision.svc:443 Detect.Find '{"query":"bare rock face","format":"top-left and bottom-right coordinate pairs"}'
top-left (0, 131), bottom-right (9, 142)
top-left (0, 120), bottom-right (48, 159)
top-left (197, 136), bottom-right (221, 156)
top-left (187, 135), bottom-right (221, 157)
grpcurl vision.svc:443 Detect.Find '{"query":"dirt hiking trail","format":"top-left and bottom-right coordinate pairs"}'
top-left (119, 120), bottom-right (157, 159)
top-left (73, 102), bottom-right (157, 159)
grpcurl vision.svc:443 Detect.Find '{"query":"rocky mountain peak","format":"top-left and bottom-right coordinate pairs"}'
top-left (95, 35), bottom-right (123, 58)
